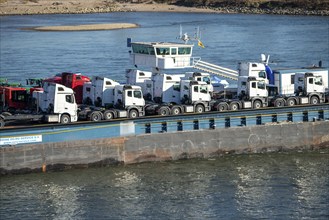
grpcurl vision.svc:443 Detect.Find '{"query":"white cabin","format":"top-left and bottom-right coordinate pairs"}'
top-left (129, 42), bottom-right (195, 71)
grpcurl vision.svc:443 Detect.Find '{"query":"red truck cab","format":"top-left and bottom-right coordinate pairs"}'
top-left (44, 72), bottom-right (91, 104)
top-left (0, 86), bottom-right (29, 112)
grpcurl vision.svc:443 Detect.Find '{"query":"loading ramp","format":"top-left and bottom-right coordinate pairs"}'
top-left (193, 59), bottom-right (239, 81)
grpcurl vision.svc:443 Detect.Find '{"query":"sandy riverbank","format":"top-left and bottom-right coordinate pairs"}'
top-left (24, 23), bottom-right (139, 31)
top-left (0, 0), bottom-right (218, 15)
top-left (2, 0), bottom-right (328, 16)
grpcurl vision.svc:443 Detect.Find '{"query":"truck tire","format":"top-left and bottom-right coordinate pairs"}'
top-left (230, 102), bottom-right (239, 111)
top-left (159, 107), bottom-right (170, 116)
top-left (103, 110), bottom-right (114, 120)
top-left (60, 114), bottom-right (71, 124)
top-left (90, 111), bottom-right (102, 122)
top-left (286, 98), bottom-right (296, 106)
top-left (129, 109), bottom-right (138, 118)
top-left (195, 104), bottom-right (204, 113)
top-left (171, 106), bottom-right (181, 115)
top-left (216, 103), bottom-right (228, 112)
top-left (274, 99), bottom-right (285, 107)
top-left (310, 96), bottom-right (319, 105)
top-left (253, 100), bottom-right (262, 109)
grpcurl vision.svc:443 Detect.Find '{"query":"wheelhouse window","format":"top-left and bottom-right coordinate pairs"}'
top-left (156, 47), bottom-right (170, 55)
top-left (171, 48), bottom-right (177, 55)
top-left (132, 44), bottom-right (154, 55)
top-left (178, 47), bottom-right (191, 55)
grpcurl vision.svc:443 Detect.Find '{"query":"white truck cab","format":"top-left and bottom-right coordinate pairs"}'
top-left (295, 73), bottom-right (325, 95)
top-left (33, 82), bottom-right (78, 123)
top-left (114, 85), bottom-right (145, 108)
top-left (180, 80), bottom-right (211, 104)
top-left (83, 76), bottom-right (120, 107)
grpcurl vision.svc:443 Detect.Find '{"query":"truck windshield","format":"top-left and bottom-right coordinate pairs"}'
top-left (258, 81), bottom-right (266, 90)
top-left (65, 95), bottom-right (74, 103)
top-left (200, 86), bottom-right (208, 94)
top-left (314, 76), bottom-right (323, 85)
top-left (203, 77), bottom-right (210, 84)
top-left (134, 91), bottom-right (142, 99)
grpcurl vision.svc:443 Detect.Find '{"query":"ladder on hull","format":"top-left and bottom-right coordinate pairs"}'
top-left (193, 59), bottom-right (238, 81)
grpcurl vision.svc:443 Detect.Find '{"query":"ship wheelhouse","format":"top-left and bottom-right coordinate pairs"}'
top-left (129, 42), bottom-right (195, 70)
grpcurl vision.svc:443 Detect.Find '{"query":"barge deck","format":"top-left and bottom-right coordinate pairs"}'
top-left (1, 104), bottom-right (329, 174)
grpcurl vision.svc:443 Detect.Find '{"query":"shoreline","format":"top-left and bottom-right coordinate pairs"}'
top-left (23, 23), bottom-right (139, 31)
top-left (1, 1), bottom-right (328, 16)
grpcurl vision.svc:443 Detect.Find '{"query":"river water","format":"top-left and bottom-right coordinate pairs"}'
top-left (1, 151), bottom-right (329, 219)
top-left (0, 12), bottom-right (329, 219)
top-left (0, 13), bottom-right (328, 83)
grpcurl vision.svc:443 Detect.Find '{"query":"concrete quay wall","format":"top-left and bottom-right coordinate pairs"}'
top-left (1, 121), bottom-right (328, 175)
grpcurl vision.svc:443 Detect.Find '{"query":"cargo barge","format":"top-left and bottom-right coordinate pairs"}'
top-left (1, 38), bottom-right (328, 174)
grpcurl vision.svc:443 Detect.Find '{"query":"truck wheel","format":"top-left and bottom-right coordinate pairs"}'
top-left (103, 110), bottom-right (114, 120)
top-left (230, 103), bottom-right (239, 111)
top-left (216, 103), bottom-right (227, 112)
top-left (286, 98), bottom-right (296, 106)
top-left (129, 109), bottom-right (138, 118)
top-left (253, 100), bottom-right (262, 109)
top-left (60, 114), bottom-right (71, 124)
top-left (171, 106), bottom-right (181, 115)
top-left (90, 111), bottom-right (102, 122)
top-left (274, 99), bottom-right (284, 107)
top-left (159, 107), bottom-right (169, 116)
top-left (310, 96), bottom-right (319, 105)
top-left (195, 104), bottom-right (204, 113)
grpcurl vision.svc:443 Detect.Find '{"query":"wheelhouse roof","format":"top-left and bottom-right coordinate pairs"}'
top-left (131, 42), bottom-right (194, 47)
